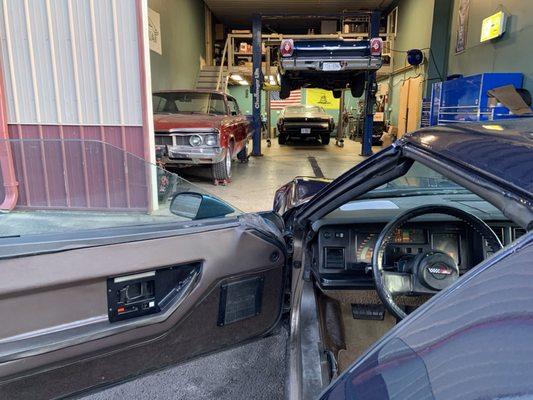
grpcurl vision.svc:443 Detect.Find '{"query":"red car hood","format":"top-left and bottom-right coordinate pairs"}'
top-left (154, 113), bottom-right (227, 130)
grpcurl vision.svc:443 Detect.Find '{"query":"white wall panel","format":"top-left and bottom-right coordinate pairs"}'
top-left (0, 0), bottom-right (142, 126)
top-left (26, 0), bottom-right (58, 123)
top-left (115, 0), bottom-right (142, 126)
top-left (49, 0), bottom-right (78, 124)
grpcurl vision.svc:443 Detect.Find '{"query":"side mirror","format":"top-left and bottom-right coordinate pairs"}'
top-left (230, 110), bottom-right (238, 116)
top-left (170, 192), bottom-right (235, 220)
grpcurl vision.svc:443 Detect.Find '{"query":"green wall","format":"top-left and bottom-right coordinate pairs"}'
top-left (387, 0), bottom-right (436, 127)
top-left (149, 0), bottom-right (205, 91)
top-left (447, 0), bottom-right (533, 93)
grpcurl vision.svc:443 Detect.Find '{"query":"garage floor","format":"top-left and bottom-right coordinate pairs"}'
top-left (184, 138), bottom-right (377, 212)
top-left (81, 327), bottom-right (288, 400)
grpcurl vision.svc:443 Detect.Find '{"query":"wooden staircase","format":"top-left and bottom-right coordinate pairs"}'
top-left (195, 65), bottom-right (229, 91)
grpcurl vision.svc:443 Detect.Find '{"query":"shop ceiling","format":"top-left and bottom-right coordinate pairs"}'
top-left (204, 0), bottom-right (397, 32)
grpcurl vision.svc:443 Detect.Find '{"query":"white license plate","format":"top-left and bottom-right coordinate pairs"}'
top-left (301, 128), bottom-right (311, 134)
top-left (322, 62), bottom-right (342, 71)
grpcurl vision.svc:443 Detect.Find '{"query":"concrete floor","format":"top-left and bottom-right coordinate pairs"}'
top-left (183, 138), bottom-right (378, 212)
top-left (82, 328), bottom-right (288, 400)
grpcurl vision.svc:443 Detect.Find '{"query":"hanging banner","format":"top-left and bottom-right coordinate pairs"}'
top-left (306, 89), bottom-right (340, 110)
top-left (148, 8), bottom-right (162, 55)
top-left (455, 0), bottom-right (470, 53)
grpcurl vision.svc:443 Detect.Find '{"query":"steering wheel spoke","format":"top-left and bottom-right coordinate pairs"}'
top-left (382, 271), bottom-right (413, 296)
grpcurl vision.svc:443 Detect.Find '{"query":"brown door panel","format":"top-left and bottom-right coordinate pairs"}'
top-left (0, 225), bottom-right (285, 399)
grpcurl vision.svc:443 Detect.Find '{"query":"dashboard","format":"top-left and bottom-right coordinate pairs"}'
top-left (312, 221), bottom-right (523, 290)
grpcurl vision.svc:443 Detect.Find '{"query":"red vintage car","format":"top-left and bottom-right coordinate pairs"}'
top-left (153, 90), bottom-right (251, 183)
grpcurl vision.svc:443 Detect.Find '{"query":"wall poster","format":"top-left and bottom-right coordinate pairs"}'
top-left (455, 0), bottom-right (470, 53)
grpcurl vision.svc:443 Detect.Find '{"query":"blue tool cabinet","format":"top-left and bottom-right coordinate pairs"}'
top-left (429, 73), bottom-right (524, 126)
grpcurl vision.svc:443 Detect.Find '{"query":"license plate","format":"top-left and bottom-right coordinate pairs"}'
top-left (301, 128), bottom-right (311, 134)
top-left (322, 62), bottom-right (341, 71)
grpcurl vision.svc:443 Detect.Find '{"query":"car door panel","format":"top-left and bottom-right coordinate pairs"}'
top-left (0, 222), bottom-right (285, 399)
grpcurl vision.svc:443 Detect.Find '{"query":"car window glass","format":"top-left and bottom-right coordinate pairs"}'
top-left (360, 161), bottom-right (467, 199)
top-left (0, 138), bottom-right (241, 239)
top-left (153, 92), bottom-right (226, 115)
top-left (227, 98), bottom-right (240, 115)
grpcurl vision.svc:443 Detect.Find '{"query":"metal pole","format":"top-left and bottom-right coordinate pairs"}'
top-left (266, 46), bottom-right (272, 146)
top-left (361, 10), bottom-right (380, 156)
top-left (251, 14), bottom-right (263, 156)
top-left (336, 90), bottom-right (345, 146)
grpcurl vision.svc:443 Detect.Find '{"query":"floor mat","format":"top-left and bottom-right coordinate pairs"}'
top-left (81, 328), bottom-right (288, 400)
top-left (337, 303), bottom-right (396, 371)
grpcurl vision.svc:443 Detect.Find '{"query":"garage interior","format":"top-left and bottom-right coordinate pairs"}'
top-left (0, 0), bottom-right (530, 399)
top-left (86, 0), bottom-right (530, 398)
top-left (146, 0), bottom-right (532, 213)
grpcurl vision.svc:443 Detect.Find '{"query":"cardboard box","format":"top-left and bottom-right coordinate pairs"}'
top-left (321, 20), bottom-right (338, 34)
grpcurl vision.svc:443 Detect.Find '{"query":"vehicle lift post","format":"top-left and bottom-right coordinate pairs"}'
top-left (252, 14), bottom-right (263, 156)
top-left (361, 10), bottom-right (381, 157)
top-left (336, 90), bottom-right (345, 147)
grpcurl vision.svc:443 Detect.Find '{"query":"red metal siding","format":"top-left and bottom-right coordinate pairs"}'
top-left (1, 124), bottom-right (148, 211)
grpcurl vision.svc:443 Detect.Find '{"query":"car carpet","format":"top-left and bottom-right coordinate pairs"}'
top-left (337, 302), bottom-right (396, 372)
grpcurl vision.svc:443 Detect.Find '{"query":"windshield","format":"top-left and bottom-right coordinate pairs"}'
top-left (153, 92), bottom-right (227, 115)
top-left (361, 161), bottom-right (467, 199)
top-left (0, 139), bottom-right (240, 238)
top-left (285, 105), bottom-right (322, 113)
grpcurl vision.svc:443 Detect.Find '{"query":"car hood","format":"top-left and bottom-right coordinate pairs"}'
top-left (154, 113), bottom-right (227, 130)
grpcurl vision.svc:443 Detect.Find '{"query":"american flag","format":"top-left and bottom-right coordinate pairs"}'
top-left (270, 90), bottom-right (302, 110)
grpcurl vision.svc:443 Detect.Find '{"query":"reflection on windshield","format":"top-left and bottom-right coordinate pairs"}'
top-left (152, 92), bottom-right (226, 115)
top-left (0, 139), bottom-right (240, 237)
top-left (361, 162), bottom-right (467, 199)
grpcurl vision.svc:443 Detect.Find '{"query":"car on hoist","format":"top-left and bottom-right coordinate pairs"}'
top-left (153, 89), bottom-right (251, 184)
top-left (277, 37), bottom-right (383, 100)
top-left (0, 119), bottom-right (532, 400)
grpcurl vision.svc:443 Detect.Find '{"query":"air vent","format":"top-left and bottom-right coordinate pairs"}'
top-left (325, 247), bottom-right (345, 269)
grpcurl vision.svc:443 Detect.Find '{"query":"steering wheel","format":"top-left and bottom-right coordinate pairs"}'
top-left (372, 205), bottom-right (503, 320)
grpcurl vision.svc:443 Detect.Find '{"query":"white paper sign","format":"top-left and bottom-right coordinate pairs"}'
top-left (148, 8), bottom-right (162, 55)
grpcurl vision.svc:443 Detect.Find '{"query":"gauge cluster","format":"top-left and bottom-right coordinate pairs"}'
top-left (315, 222), bottom-right (468, 290)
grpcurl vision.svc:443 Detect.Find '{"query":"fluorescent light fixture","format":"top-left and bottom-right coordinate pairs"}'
top-left (238, 80), bottom-right (249, 85)
top-left (230, 74), bottom-right (243, 81)
top-left (482, 124), bottom-right (504, 131)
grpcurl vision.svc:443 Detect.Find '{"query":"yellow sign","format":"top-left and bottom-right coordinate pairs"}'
top-left (480, 11), bottom-right (507, 42)
top-left (306, 89), bottom-right (340, 110)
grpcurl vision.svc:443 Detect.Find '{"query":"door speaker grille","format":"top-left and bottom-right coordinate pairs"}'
top-left (217, 276), bottom-right (264, 326)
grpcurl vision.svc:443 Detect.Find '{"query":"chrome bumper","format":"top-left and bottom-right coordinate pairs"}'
top-left (157, 145), bottom-right (225, 165)
top-left (281, 57), bottom-right (382, 72)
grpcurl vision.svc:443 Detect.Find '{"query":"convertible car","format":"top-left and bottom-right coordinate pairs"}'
top-left (0, 119), bottom-right (531, 400)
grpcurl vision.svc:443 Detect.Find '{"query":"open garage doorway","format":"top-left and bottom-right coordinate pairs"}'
top-left (146, 0), bottom-right (400, 212)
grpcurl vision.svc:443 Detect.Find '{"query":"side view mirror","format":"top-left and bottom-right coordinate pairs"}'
top-left (170, 192), bottom-right (235, 220)
top-left (230, 110), bottom-right (238, 116)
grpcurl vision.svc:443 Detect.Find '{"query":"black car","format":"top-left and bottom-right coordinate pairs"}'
top-left (277, 105), bottom-right (335, 145)
top-left (0, 120), bottom-right (531, 400)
